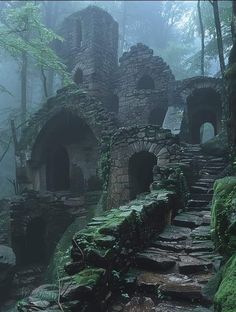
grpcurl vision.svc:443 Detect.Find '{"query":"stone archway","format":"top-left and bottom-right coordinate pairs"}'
top-left (128, 151), bottom-right (157, 200)
top-left (31, 111), bottom-right (99, 193)
top-left (186, 88), bottom-right (221, 144)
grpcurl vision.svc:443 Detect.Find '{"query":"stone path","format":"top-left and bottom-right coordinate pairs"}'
top-left (110, 145), bottom-right (227, 311)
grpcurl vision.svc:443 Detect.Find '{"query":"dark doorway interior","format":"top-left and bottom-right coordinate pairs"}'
top-left (129, 151), bottom-right (157, 200)
top-left (47, 146), bottom-right (70, 191)
top-left (25, 217), bottom-right (46, 264)
top-left (149, 106), bottom-right (167, 126)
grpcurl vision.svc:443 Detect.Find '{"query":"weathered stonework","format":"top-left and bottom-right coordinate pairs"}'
top-left (17, 85), bottom-right (118, 192)
top-left (107, 126), bottom-right (180, 208)
top-left (57, 6), bottom-right (118, 112)
top-left (116, 43), bottom-right (175, 127)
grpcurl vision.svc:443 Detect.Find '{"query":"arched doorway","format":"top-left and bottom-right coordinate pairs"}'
top-left (137, 75), bottom-right (155, 90)
top-left (74, 68), bottom-right (83, 85)
top-left (31, 112), bottom-right (100, 193)
top-left (25, 217), bottom-right (46, 264)
top-left (129, 151), bottom-right (157, 200)
top-left (200, 122), bottom-right (215, 143)
top-left (46, 146), bottom-right (70, 191)
top-left (187, 88), bottom-right (221, 144)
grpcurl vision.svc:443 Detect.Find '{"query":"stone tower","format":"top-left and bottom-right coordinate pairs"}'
top-left (58, 6), bottom-right (119, 109)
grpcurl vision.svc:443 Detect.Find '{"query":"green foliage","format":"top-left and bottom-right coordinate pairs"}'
top-left (211, 177), bottom-right (236, 255)
top-left (31, 284), bottom-right (58, 302)
top-left (0, 2), bottom-right (71, 88)
top-left (214, 253), bottom-right (236, 312)
top-left (98, 137), bottom-right (111, 191)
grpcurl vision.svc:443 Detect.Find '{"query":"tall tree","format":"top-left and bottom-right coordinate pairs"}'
top-left (209, 0), bottom-right (226, 75)
top-left (198, 0), bottom-right (205, 76)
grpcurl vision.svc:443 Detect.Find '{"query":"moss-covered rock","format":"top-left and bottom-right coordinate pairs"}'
top-left (211, 177), bottom-right (236, 255)
top-left (201, 131), bottom-right (228, 157)
top-left (214, 253), bottom-right (236, 312)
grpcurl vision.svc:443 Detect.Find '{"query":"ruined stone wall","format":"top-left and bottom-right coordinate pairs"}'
top-left (58, 6), bottom-right (118, 111)
top-left (108, 125), bottom-right (180, 208)
top-left (176, 77), bottom-right (224, 143)
top-left (17, 85), bottom-right (118, 192)
top-left (115, 44), bottom-right (175, 127)
top-left (10, 192), bottom-right (87, 265)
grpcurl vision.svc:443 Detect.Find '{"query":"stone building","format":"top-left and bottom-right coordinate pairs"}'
top-left (9, 6), bottom-right (224, 265)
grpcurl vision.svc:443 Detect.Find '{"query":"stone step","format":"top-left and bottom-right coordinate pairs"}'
top-left (187, 199), bottom-right (210, 208)
top-left (135, 251), bottom-right (177, 271)
top-left (186, 206), bottom-right (211, 212)
top-left (191, 226), bottom-right (211, 240)
top-left (191, 186), bottom-right (211, 194)
top-left (173, 213), bottom-right (203, 228)
top-left (151, 240), bottom-right (187, 252)
top-left (137, 271), bottom-right (204, 302)
top-left (193, 182), bottom-right (212, 188)
top-left (178, 255), bottom-right (212, 274)
top-left (157, 225), bottom-right (191, 241)
top-left (155, 302), bottom-right (208, 312)
top-left (191, 193), bottom-right (212, 201)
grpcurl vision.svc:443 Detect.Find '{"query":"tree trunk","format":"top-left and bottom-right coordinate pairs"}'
top-left (211, 0), bottom-right (225, 75)
top-left (120, 1), bottom-right (127, 55)
top-left (198, 0), bottom-right (205, 76)
top-left (21, 51), bottom-right (27, 124)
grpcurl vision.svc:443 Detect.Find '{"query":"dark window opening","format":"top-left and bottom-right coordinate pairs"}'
top-left (47, 146), bottom-right (70, 191)
top-left (74, 68), bottom-right (83, 85)
top-left (149, 107), bottom-right (167, 126)
top-left (137, 75), bottom-right (155, 90)
top-left (129, 151), bottom-right (157, 200)
top-left (25, 217), bottom-right (47, 264)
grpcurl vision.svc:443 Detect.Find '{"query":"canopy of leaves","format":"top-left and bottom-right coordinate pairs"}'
top-left (0, 2), bottom-right (71, 84)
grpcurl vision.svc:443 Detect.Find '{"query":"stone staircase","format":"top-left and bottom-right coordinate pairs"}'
top-left (110, 145), bottom-right (228, 311)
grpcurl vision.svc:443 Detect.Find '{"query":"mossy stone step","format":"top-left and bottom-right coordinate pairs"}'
top-left (178, 255), bottom-right (212, 274)
top-left (157, 225), bottom-right (191, 241)
top-left (135, 251), bottom-right (177, 271)
top-left (191, 226), bottom-right (211, 240)
top-left (173, 213), bottom-right (203, 228)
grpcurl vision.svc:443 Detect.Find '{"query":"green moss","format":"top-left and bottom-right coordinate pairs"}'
top-left (201, 131), bottom-right (228, 157)
top-left (73, 267), bottom-right (106, 288)
top-left (211, 177), bottom-right (236, 255)
top-left (214, 253), bottom-right (236, 312)
top-left (225, 63), bottom-right (236, 79)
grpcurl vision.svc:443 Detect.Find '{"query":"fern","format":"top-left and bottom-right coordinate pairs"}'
top-left (31, 284), bottom-right (59, 302)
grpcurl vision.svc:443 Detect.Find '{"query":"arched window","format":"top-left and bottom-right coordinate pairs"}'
top-left (137, 75), bottom-right (155, 90)
top-left (129, 151), bottom-right (157, 200)
top-left (74, 68), bottom-right (83, 85)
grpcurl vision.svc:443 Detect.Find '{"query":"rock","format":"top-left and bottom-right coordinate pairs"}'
top-left (123, 297), bottom-right (156, 312)
top-left (135, 251), bottom-right (176, 270)
top-left (155, 302), bottom-right (197, 312)
top-left (157, 225), bottom-right (191, 241)
top-left (191, 226), bottom-right (211, 240)
top-left (173, 213), bottom-right (202, 228)
top-left (159, 281), bottom-right (203, 301)
top-left (0, 245), bottom-right (16, 296)
top-left (179, 256), bottom-right (212, 274)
